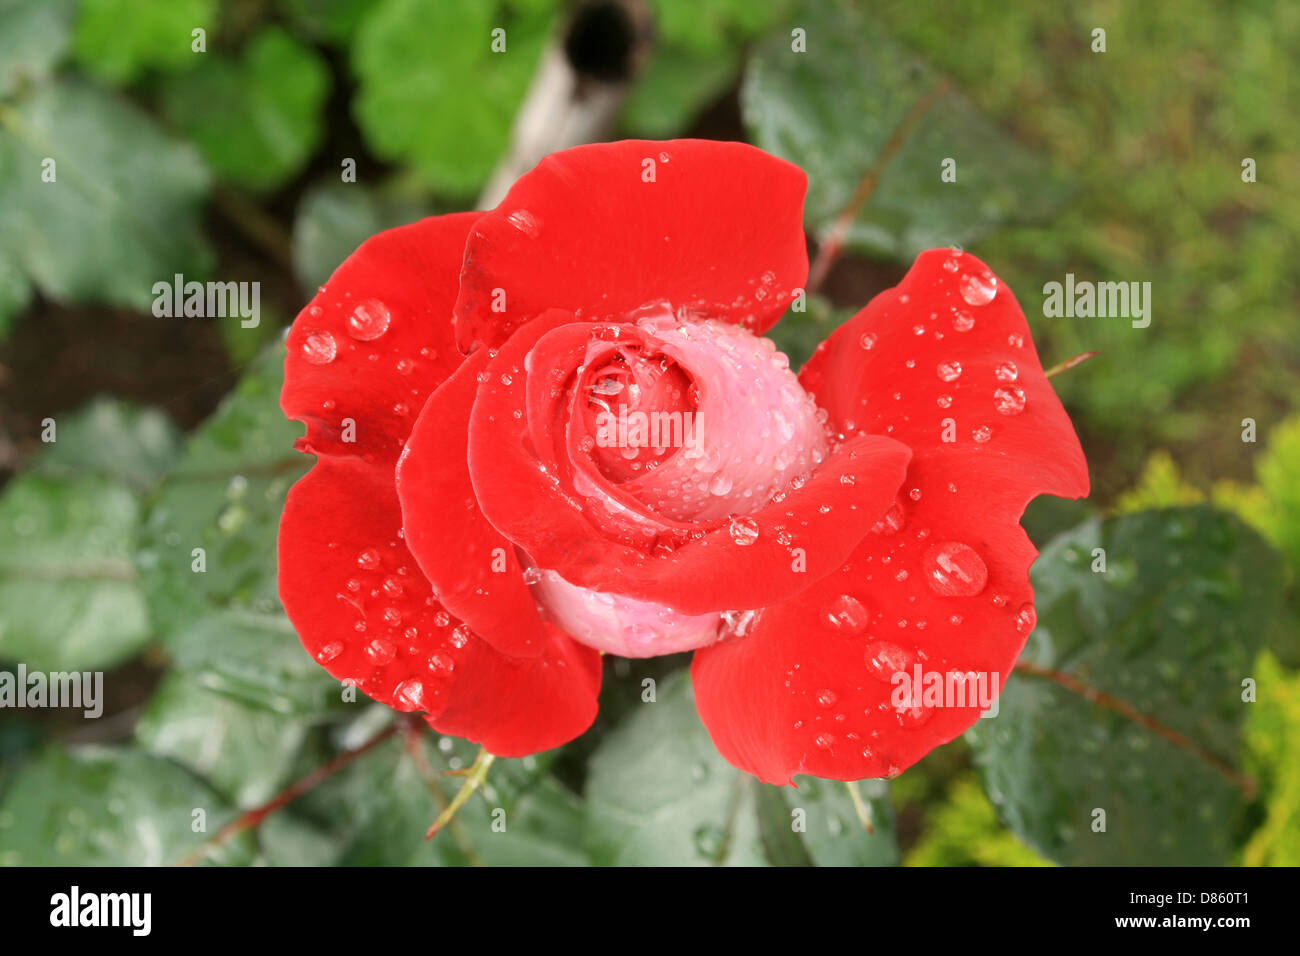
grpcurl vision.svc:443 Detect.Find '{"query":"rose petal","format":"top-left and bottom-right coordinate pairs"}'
top-left (467, 313), bottom-right (913, 615)
top-left (692, 251), bottom-right (1089, 784)
top-left (454, 139), bottom-right (809, 351)
top-left (397, 349), bottom-right (546, 657)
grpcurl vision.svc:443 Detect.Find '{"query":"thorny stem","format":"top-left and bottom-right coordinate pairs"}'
top-left (175, 722), bottom-right (401, 866)
top-left (844, 780), bottom-right (876, 835)
top-left (426, 747), bottom-right (496, 840)
top-left (1044, 350), bottom-right (1099, 379)
top-left (806, 80), bottom-right (951, 295)
top-left (403, 723), bottom-right (483, 865)
top-left (1013, 660), bottom-right (1257, 800)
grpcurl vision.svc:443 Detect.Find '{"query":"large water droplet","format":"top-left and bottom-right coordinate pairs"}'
top-left (936, 360), bottom-right (963, 382)
top-left (1015, 602), bottom-right (1037, 634)
top-left (958, 270), bottom-right (998, 306)
top-left (823, 594), bottom-right (869, 632)
top-left (728, 516), bottom-right (760, 546)
top-left (994, 361), bottom-right (1019, 382)
top-left (366, 638), bottom-right (396, 664)
top-left (396, 679), bottom-right (426, 708)
top-left (348, 299), bottom-right (391, 341)
top-left (316, 641), bottom-right (343, 663)
top-left (864, 640), bottom-right (914, 682)
top-left (993, 385), bottom-right (1026, 415)
top-left (922, 541), bottom-right (988, 597)
top-left (302, 330), bottom-right (337, 365)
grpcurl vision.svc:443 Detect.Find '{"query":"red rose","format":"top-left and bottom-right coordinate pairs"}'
top-left (278, 139), bottom-right (1088, 784)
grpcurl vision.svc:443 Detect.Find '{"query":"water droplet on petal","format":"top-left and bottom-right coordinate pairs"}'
top-left (972, 425), bottom-right (993, 443)
top-left (1015, 602), bottom-right (1037, 633)
top-left (923, 541), bottom-right (988, 597)
top-left (864, 640), bottom-right (914, 682)
top-left (396, 679), bottom-right (426, 708)
top-left (302, 330), bottom-right (337, 365)
top-left (937, 360), bottom-right (962, 382)
top-left (356, 548), bottom-right (381, 571)
top-left (816, 688), bottom-right (837, 708)
top-left (994, 386), bottom-right (1026, 415)
top-left (348, 299), bottom-right (391, 341)
top-left (994, 361), bottom-right (1019, 382)
top-left (959, 270), bottom-right (998, 306)
top-left (728, 516), bottom-right (760, 546)
top-left (428, 651), bottom-right (455, 676)
top-left (823, 594), bottom-right (869, 632)
top-left (859, 332), bottom-right (877, 350)
top-left (366, 638), bottom-right (396, 664)
top-left (952, 310), bottom-right (975, 332)
top-left (316, 641), bottom-right (343, 663)
top-left (709, 474), bottom-right (734, 496)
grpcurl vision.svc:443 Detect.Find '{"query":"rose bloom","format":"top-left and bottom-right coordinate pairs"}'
top-left (278, 140), bottom-right (1087, 785)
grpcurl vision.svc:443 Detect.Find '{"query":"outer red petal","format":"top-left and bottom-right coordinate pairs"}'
top-left (397, 349), bottom-right (546, 657)
top-left (467, 312), bottom-right (912, 615)
top-left (454, 139), bottom-right (809, 351)
top-left (692, 250), bottom-right (1089, 784)
top-left (282, 213), bottom-right (482, 463)
top-left (278, 213), bottom-right (599, 753)
top-left (427, 621), bottom-right (602, 758)
top-left (279, 459), bottom-right (600, 752)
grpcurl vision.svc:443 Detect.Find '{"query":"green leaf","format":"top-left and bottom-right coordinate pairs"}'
top-left (31, 397), bottom-right (182, 490)
top-left (968, 506), bottom-right (1284, 865)
top-left (0, 247), bottom-right (32, 340)
top-left (291, 180), bottom-right (430, 292)
top-left (0, 80), bottom-right (212, 310)
top-left (287, 720), bottom-right (577, 866)
top-left (586, 670), bottom-right (898, 865)
top-left (72, 0), bottom-right (216, 84)
top-left (352, 0), bottom-right (559, 196)
top-left (0, 473), bottom-right (149, 671)
top-left (137, 343), bottom-right (307, 639)
top-left (619, 46), bottom-right (737, 138)
top-left (161, 609), bottom-right (343, 717)
top-left (161, 27), bottom-right (331, 191)
top-left (742, 0), bottom-right (1068, 261)
top-left (0, 0), bottom-right (74, 95)
top-left (135, 669), bottom-right (313, 808)
top-left (1242, 651), bottom-right (1300, 866)
top-left (0, 746), bottom-right (254, 865)
top-left (283, 0), bottom-right (381, 42)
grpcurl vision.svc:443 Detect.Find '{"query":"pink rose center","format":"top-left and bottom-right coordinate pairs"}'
top-left (529, 308), bottom-right (831, 657)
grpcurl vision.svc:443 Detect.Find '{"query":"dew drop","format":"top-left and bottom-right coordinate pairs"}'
top-left (958, 270), bottom-right (998, 306)
top-left (864, 640), bottom-right (914, 682)
top-left (728, 516), bottom-right (760, 546)
top-left (993, 385), bottom-right (1026, 415)
top-left (922, 541), bottom-right (988, 597)
top-left (823, 594), bottom-right (869, 633)
top-left (316, 642), bottom-right (343, 663)
top-left (952, 310), bottom-right (975, 332)
top-left (428, 651), bottom-right (455, 676)
top-left (709, 474), bottom-right (734, 496)
top-left (396, 679), bottom-right (426, 708)
top-left (356, 548), bottom-right (381, 571)
top-left (366, 638), bottom-right (396, 664)
top-left (1015, 603), bottom-right (1037, 634)
top-left (816, 688), bottom-right (838, 708)
top-left (347, 299), bottom-right (391, 341)
top-left (936, 360), bottom-right (963, 382)
top-left (302, 330), bottom-right (337, 365)
top-left (871, 501), bottom-right (906, 534)
top-left (972, 425), bottom-right (992, 443)
top-left (859, 332), bottom-right (877, 350)
top-left (994, 361), bottom-right (1019, 382)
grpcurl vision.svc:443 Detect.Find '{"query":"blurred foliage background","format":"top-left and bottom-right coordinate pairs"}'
top-left (0, 0), bottom-right (1296, 866)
